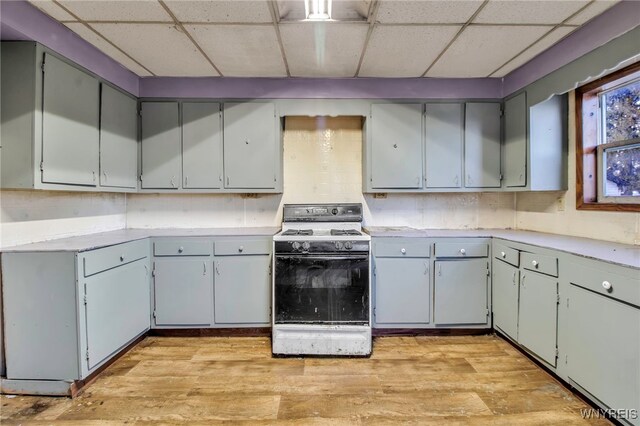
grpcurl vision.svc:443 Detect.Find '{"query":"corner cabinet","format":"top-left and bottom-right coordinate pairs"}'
top-left (1, 240), bottom-right (151, 395)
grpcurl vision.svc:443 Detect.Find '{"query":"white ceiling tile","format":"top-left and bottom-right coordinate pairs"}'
top-left (376, 0), bottom-right (483, 24)
top-left (427, 25), bottom-right (550, 77)
top-left (65, 22), bottom-right (152, 76)
top-left (90, 23), bottom-right (217, 76)
top-left (280, 23), bottom-right (368, 77)
top-left (491, 26), bottom-right (575, 76)
top-left (187, 25), bottom-right (286, 77)
top-left (58, 0), bottom-right (172, 22)
top-left (474, 0), bottom-right (589, 24)
top-left (28, 0), bottom-right (77, 21)
top-left (566, 0), bottom-right (619, 25)
top-left (359, 25), bottom-right (460, 77)
top-left (165, 1), bottom-right (272, 23)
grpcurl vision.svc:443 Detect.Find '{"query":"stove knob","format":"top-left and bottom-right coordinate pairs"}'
top-left (292, 242), bottom-right (301, 250)
top-left (344, 241), bottom-right (353, 250)
top-left (331, 208), bottom-right (339, 215)
top-left (302, 242), bottom-right (310, 251)
top-left (335, 241), bottom-right (344, 250)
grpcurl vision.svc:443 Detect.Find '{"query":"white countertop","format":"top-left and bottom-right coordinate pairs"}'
top-left (1, 227), bottom-right (281, 253)
top-left (365, 227), bottom-right (640, 269)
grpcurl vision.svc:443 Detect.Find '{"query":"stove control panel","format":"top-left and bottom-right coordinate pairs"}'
top-left (283, 203), bottom-right (363, 222)
top-left (275, 241), bottom-right (369, 254)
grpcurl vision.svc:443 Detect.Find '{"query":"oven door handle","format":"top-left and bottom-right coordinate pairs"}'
top-left (275, 255), bottom-right (369, 261)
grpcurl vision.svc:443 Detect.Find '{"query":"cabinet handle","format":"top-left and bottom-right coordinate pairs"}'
top-left (460, 248), bottom-right (466, 255)
top-left (512, 271), bottom-right (517, 284)
top-left (424, 262), bottom-right (429, 275)
top-left (203, 262), bottom-right (207, 275)
top-left (531, 260), bottom-right (539, 268)
top-left (521, 274), bottom-right (526, 288)
top-left (602, 280), bottom-right (612, 291)
top-left (215, 263), bottom-right (220, 275)
top-left (501, 251), bottom-right (506, 258)
top-left (239, 245), bottom-right (244, 253)
top-left (120, 255), bottom-right (125, 262)
top-left (401, 248), bottom-right (406, 254)
top-left (178, 246), bottom-right (184, 253)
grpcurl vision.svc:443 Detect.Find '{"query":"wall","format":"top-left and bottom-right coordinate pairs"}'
top-left (126, 116), bottom-right (516, 230)
top-left (515, 92), bottom-right (640, 245)
top-left (0, 190), bottom-right (127, 248)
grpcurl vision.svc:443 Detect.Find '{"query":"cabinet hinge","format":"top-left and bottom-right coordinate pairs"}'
top-left (566, 298), bottom-right (570, 309)
top-left (274, 174), bottom-right (277, 182)
top-left (151, 268), bottom-right (155, 277)
top-left (41, 60), bottom-right (45, 73)
top-left (139, 174), bottom-right (143, 182)
top-left (39, 161), bottom-right (44, 172)
top-left (83, 294), bottom-right (87, 305)
top-left (373, 265), bottom-right (376, 276)
top-left (153, 310), bottom-right (156, 319)
top-left (499, 108), bottom-right (504, 117)
top-left (499, 173), bottom-right (503, 181)
top-left (555, 347), bottom-right (559, 358)
top-left (565, 354), bottom-right (568, 364)
top-left (557, 294), bottom-right (560, 304)
top-left (373, 307), bottom-right (376, 318)
top-left (85, 349), bottom-right (90, 361)
top-left (268, 263), bottom-right (272, 276)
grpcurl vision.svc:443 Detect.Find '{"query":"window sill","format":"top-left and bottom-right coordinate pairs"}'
top-left (576, 200), bottom-right (640, 212)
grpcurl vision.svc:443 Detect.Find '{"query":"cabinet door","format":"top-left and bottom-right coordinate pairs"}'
top-left (465, 103), bottom-right (501, 188)
top-left (374, 257), bottom-right (430, 325)
top-left (214, 255), bottom-right (271, 324)
top-left (154, 258), bottom-right (213, 326)
top-left (425, 103), bottom-right (463, 188)
top-left (504, 92), bottom-right (527, 187)
top-left (223, 103), bottom-right (276, 189)
top-left (492, 259), bottom-right (519, 339)
top-left (100, 84), bottom-right (137, 189)
top-left (567, 285), bottom-right (640, 424)
top-left (182, 102), bottom-right (222, 189)
top-left (84, 260), bottom-right (150, 371)
top-left (141, 102), bottom-right (181, 189)
top-left (370, 104), bottom-right (423, 189)
top-left (434, 259), bottom-right (488, 325)
top-left (42, 53), bottom-right (99, 186)
top-left (518, 271), bottom-right (557, 366)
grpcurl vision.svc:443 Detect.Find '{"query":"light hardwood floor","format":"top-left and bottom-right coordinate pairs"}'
top-left (1, 335), bottom-right (611, 425)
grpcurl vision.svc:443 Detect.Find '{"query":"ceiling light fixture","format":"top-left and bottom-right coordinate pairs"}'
top-left (304, 0), bottom-right (332, 21)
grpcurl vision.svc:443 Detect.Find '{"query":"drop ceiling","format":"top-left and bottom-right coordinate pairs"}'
top-left (28, 0), bottom-right (620, 78)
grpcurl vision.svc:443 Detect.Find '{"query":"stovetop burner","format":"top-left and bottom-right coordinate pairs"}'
top-left (281, 229), bottom-right (313, 236)
top-left (330, 229), bottom-right (362, 236)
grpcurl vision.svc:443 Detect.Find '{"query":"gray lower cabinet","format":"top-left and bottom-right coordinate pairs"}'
top-left (141, 102), bottom-right (181, 189)
top-left (503, 92), bottom-right (527, 187)
top-left (223, 102), bottom-right (279, 190)
top-left (373, 239), bottom-right (430, 327)
top-left (1, 240), bottom-right (151, 394)
top-left (434, 259), bottom-right (489, 325)
top-left (370, 103), bottom-right (423, 189)
top-left (182, 102), bottom-right (223, 189)
top-left (153, 258), bottom-right (214, 327)
top-left (425, 103), bottom-right (463, 189)
top-left (99, 84), bottom-right (138, 189)
top-left (464, 103), bottom-right (501, 188)
top-left (214, 239), bottom-right (272, 325)
top-left (491, 258), bottom-right (519, 340)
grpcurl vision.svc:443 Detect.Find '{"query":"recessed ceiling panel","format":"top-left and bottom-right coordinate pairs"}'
top-left (165, 1), bottom-right (273, 23)
top-left (359, 25), bottom-right (460, 77)
top-left (376, 0), bottom-right (483, 24)
top-left (474, 0), bottom-right (589, 24)
top-left (58, 0), bottom-right (172, 22)
top-left (28, 0), bottom-right (77, 21)
top-left (277, 0), bottom-right (371, 21)
top-left (566, 0), bottom-right (619, 25)
top-left (280, 23), bottom-right (368, 77)
top-left (90, 23), bottom-right (217, 76)
top-left (491, 26), bottom-right (575, 77)
top-left (187, 25), bottom-right (286, 77)
top-left (65, 22), bottom-right (152, 76)
top-left (427, 25), bottom-right (550, 77)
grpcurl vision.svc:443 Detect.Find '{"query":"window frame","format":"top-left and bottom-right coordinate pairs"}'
top-left (576, 61), bottom-right (640, 212)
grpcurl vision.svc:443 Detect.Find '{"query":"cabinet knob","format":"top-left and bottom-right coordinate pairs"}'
top-left (460, 248), bottom-right (466, 255)
top-left (501, 251), bottom-right (506, 258)
top-left (532, 260), bottom-right (539, 268)
top-left (602, 280), bottom-right (612, 291)
top-left (178, 247), bottom-right (184, 253)
top-left (245, 139), bottom-right (250, 145)
top-left (393, 143), bottom-right (398, 148)
top-left (239, 246), bottom-right (244, 252)
top-left (400, 248), bottom-right (406, 254)
top-left (120, 255), bottom-right (125, 261)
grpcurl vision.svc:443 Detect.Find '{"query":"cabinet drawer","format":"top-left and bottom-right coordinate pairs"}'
top-left (215, 239), bottom-right (271, 256)
top-left (435, 242), bottom-right (488, 258)
top-left (374, 240), bottom-right (430, 258)
top-left (154, 240), bottom-right (211, 257)
top-left (82, 239), bottom-right (148, 277)
top-left (569, 262), bottom-right (640, 308)
top-left (521, 252), bottom-right (558, 277)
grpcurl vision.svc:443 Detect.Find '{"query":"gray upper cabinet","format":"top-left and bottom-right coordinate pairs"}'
top-left (223, 102), bottom-right (278, 189)
top-left (464, 103), bottom-right (501, 188)
top-left (99, 84), bottom-right (138, 189)
top-left (182, 102), bottom-right (222, 189)
top-left (370, 104), bottom-right (423, 189)
top-left (504, 92), bottom-right (527, 187)
top-left (42, 53), bottom-right (100, 186)
top-left (425, 103), bottom-right (463, 188)
top-left (141, 102), bottom-right (181, 189)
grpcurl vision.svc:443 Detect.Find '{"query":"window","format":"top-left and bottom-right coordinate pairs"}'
top-left (576, 61), bottom-right (640, 211)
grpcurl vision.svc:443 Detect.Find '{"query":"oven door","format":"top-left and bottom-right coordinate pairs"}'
top-left (274, 254), bottom-right (369, 325)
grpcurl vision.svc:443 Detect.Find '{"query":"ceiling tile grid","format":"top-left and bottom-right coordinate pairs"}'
top-left (25, 0), bottom-right (622, 79)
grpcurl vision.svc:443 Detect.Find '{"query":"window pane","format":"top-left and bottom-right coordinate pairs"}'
top-left (603, 79), bottom-right (640, 144)
top-left (604, 143), bottom-right (640, 197)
